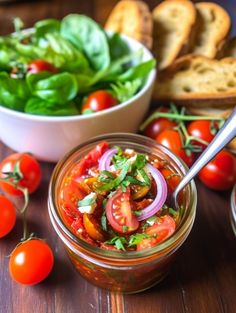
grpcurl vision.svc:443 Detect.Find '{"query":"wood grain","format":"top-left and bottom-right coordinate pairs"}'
top-left (0, 1), bottom-right (236, 313)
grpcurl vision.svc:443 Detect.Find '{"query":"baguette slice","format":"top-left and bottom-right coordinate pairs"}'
top-left (104, 0), bottom-right (153, 49)
top-left (153, 55), bottom-right (236, 107)
top-left (152, 0), bottom-right (196, 70)
top-left (187, 2), bottom-right (231, 58)
top-left (217, 37), bottom-right (236, 59)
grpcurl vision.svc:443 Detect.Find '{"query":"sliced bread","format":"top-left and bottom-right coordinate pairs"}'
top-left (217, 37), bottom-right (236, 59)
top-left (153, 55), bottom-right (236, 107)
top-left (187, 2), bottom-right (231, 58)
top-left (104, 0), bottom-right (153, 49)
top-left (152, 0), bottom-right (196, 70)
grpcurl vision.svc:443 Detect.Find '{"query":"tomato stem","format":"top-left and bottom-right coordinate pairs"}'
top-left (139, 105), bottom-right (224, 131)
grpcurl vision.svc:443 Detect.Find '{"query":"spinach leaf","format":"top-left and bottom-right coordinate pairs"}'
top-left (61, 14), bottom-right (110, 71)
top-left (34, 18), bottom-right (61, 38)
top-left (27, 72), bottom-right (78, 104)
top-left (117, 59), bottom-right (156, 82)
top-left (25, 97), bottom-right (79, 116)
top-left (108, 32), bottom-right (130, 61)
top-left (0, 72), bottom-right (30, 111)
top-left (40, 33), bottom-right (90, 72)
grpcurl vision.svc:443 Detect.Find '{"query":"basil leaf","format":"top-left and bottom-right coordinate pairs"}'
top-left (34, 18), bottom-right (61, 37)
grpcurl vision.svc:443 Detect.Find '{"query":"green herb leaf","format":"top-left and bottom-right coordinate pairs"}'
top-left (105, 236), bottom-right (128, 251)
top-left (78, 193), bottom-right (97, 207)
top-left (128, 233), bottom-right (151, 247)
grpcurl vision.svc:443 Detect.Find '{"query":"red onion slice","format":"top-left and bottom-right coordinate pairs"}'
top-left (136, 164), bottom-right (168, 221)
top-left (98, 148), bottom-right (118, 172)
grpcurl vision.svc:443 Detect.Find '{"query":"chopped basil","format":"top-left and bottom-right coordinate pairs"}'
top-left (168, 207), bottom-right (178, 217)
top-left (128, 233), bottom-right (151, 247)
top-left (138, 168), bottom-right (150, 186)
top-left (101, 213), bottom-right (107, 232)
top-left (105, 236), bottom-right (128, 251)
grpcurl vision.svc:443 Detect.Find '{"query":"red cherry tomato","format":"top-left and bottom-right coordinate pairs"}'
top-left (156, 129), bottom-right (194, 166)
top-left (28, 59), bottom-right (57, 74)
top-left (0, 153), bottom-right (42, 196)
top-left (187, 120), bottom-right (216, 150)
top-left (0, 195), bottom-right (16, 238)
top-left (71, 141), bottom-right (109, 177)
top-left (9, 239), bottom-right (54, 285)
top-left (137, 215), bottom-right (176, 250)
top-left (81, 90), bottom-right (118, 113)
top-left (106, 187), bottom-right (139, 234)
top-left (143, 108), bottom-right (177, 139)
top-left (198, 150), bottom-right (236, 191)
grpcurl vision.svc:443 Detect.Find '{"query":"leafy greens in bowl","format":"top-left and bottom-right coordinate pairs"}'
top-left (0, 14), bottom-right (155, 116)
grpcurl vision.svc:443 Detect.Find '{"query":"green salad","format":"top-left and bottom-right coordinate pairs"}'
top-left (0, 14), bottom-right (155, 116)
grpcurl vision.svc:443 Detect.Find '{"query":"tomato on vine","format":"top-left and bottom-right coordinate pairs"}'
top-left (198, 150), bottom-right (236, 191)
top-left (156, 129), bottom-right (194, 167)
top-left (0, 195), bottom-right (16, 238)
top-left (187, 120), bottom-right (216, 150)
top-left (0, 153), bottom-right (42, 196)
top-left (9, 239), bottom-right (54, 285)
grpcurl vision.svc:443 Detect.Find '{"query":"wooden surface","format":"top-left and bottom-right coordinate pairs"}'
top-left (0, 1), bottom-right (236, 313)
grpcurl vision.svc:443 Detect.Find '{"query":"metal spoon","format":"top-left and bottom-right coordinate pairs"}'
top-left (173, 107), bottom-right (236, 208)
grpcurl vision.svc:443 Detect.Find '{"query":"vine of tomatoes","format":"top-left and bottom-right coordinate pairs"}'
top-left (141, 104), bottom-right (236, 191)
top-left (0, 153), bottom-right (54, 285)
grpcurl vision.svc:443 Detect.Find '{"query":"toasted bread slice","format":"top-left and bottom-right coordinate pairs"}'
top-left (187, 2), bottom-right (231, 58)
top-left (217, 37), bottom-right (236, 59)
top-left (104, 0), bottom-right (153, 49)
top-left (152, 0), bottom-right (196, 70)
top-left (153, 55), bottom-right (236, 107)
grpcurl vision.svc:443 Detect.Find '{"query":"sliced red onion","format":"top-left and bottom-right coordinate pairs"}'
top-left (98, 148), bottom-right (118, 172)
top-left (136, 164), bottom-right (168, 221)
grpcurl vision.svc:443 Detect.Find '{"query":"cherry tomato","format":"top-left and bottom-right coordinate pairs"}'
top-left (156, 129), bottom-right (194, 166)
top-left (60, 179), bottom-right (86, 213)
top-left (28, 59), bottom-right (57, 74)
top-left (81, 90), bottom-right (118, 113)
top-left (143, 108), bottom-right (177, 139)
top-left (198, 150), bottom-right (236, 191)
top-left (9, 239), bottom-right (54, 285)
top-left (187, 120), bottom-right (215, 150)
top-left (137, 215), bottom-right (176, 250)
top-left (83, 213), bottom-right (105, 241)
top-left (0, 153), bottom-right (42, 196)
top-left (71, 141), bottom-right (109, 177)
top-left (106, 188), bottom-right (139, 234)
top-left (0, 195), bottom-right (16, 238)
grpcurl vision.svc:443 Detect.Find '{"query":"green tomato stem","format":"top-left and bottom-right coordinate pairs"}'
top-left (140, 111), bottom-right (224, 131)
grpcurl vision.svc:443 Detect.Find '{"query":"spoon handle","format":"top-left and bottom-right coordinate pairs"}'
top-left (173, 107), bottom-right (236, 199)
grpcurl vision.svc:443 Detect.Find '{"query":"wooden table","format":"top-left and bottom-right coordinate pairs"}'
top-left (0, 1), bottom-right (235, 312)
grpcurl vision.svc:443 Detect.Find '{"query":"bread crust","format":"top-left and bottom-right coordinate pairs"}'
top-left (187, 2), bottom-right (231, 58)
top-left (104, 0), bottom-right (153, 49)
top-left (153, 55), bottom-right (236, 106)
top-left (152, 0), bottom-right (196, 70)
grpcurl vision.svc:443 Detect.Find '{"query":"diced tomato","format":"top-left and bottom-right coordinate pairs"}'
top-left (71, 141), bottom-right (109, 177)
top-left (106, 187), bottom-right (139, 234)
top-left (137, 215), bottom-right (176, 250)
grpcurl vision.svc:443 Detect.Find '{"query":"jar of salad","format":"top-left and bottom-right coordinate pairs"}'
top-left (48, 133), bottom-right (197, 293)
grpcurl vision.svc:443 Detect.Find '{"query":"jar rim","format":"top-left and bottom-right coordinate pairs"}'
top-left (48, 133), bottom-right (197, 260)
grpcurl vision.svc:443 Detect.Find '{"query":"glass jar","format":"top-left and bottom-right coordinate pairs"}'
top-left (48, 133), bottom-right (197, 293)
top-left (230, 184), bottom-right (236, 236)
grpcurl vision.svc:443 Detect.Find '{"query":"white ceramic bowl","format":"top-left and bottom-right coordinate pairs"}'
top-left (0, 34), bottom-right (156, 162)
